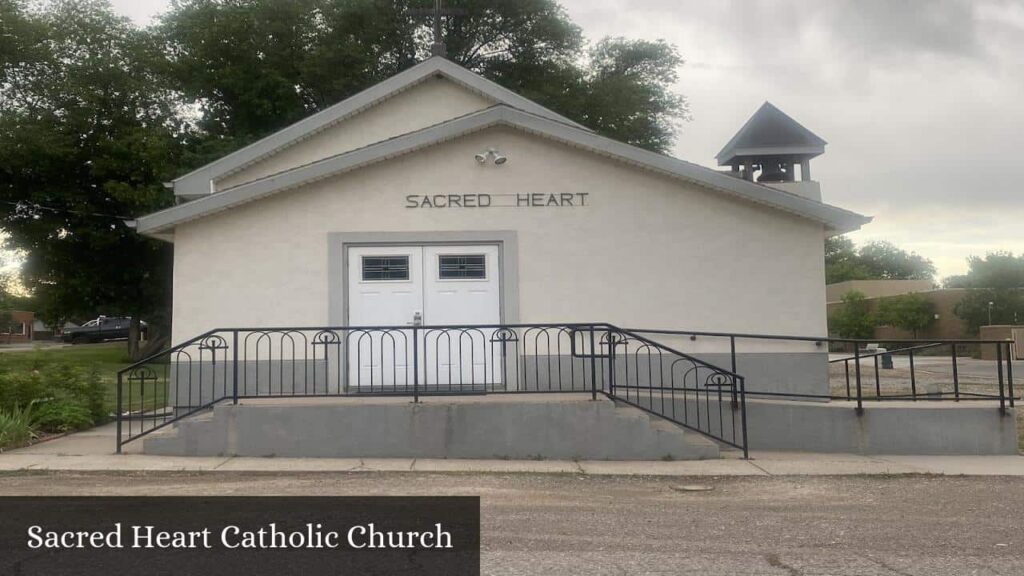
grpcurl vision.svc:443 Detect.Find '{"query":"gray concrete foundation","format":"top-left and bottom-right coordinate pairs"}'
top-left (743, 399), bottom-right (1018, 455)
top-left (622, 392), bottom-right (1018, 455)
top-left (143, 394), bottom-right (720, 460)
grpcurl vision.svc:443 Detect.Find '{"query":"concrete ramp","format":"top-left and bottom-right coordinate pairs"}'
top-left (143, 394), bottom-right (720, 460)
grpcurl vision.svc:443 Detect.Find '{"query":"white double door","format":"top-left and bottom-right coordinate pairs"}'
top-left (347, 244), bottom-right (501, 388)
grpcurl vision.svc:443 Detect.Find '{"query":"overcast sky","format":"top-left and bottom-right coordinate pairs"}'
top-left (107, 0), bottom-right (1024, 280)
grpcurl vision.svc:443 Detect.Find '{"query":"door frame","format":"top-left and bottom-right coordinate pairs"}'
top-left (328, 230), bottom-right (519, 328)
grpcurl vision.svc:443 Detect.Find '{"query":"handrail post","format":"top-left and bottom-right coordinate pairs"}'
top-left (607, 330), bottom-right (617, 398)
top-left (909, 349), bottom-right (917, 401)
top-left (997, 342), bottom-right (1006, 413)
top-left (729, 336), bottom-right (738, 407)
top-left (232, 330), bottom-right (239, 405)
top-left (1007, 341), bottom-right (1015, 408)
top-left (873, 355), bottom-right (880, 400)
top-left (739, 375), bottom-right (749, 460)
top-left (854, 345), bottom-right (863, 414)
top-left (589, 327), bottom-right (598, 400)
top-left (844, 360), bottom-right (851, 400)
top-left (116, 372), bottom-right (123, 454)
top-left (413, 326), bottom-right (420, 403)
top-left (951, 344), bottom-right (960, 402)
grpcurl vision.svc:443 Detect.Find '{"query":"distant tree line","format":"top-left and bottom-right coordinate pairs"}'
top-left (825, 237), bottom-right (936, 285)
top-left (827, 238), bottom-right (1024, 337)
top-left (946, 253), bottom-right (1024, 332)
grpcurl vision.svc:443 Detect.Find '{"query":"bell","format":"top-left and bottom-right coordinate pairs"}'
top-left (757, 161), bottom-right (788, 183)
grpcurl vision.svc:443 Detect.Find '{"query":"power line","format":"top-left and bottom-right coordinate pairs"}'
top-left (0, 200), bottom-right (132, 221)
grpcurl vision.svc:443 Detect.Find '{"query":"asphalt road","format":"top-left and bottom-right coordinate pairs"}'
top-left (0, 471), bottom-right (1021, 575)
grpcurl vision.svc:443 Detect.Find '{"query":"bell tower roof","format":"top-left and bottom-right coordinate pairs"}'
top-left (716, 102), bottom-right (826, 167)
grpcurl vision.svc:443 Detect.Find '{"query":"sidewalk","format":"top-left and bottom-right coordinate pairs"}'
top-left (3, 423), bottom-right (1023, 477)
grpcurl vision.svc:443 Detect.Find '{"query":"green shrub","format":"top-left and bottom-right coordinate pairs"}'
top-left (0, 364), bottom-right (106, 433)
top-left (828, 290), bottom-right (877, 339)
top-left (33, 400), bottom-right (95, 433)
top-left (0, 371), bottom-right (46, 413)
top-left (42, 364), bottom-right (105, 423)
top-left (0, 403), bottom-right (36, 450)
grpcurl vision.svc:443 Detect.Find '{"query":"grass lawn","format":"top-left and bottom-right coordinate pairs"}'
top-left (0, 343), bottom-right (134, 413)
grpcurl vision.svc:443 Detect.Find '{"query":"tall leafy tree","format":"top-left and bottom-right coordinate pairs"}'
top-left (159, 0), bottom-right (688, 165)
top-left (2, 0), bottom-right (691, 357)
top-left (948, 252), bottom-right (1024, 333)
top-left (944, 252), bottom-right (1024, 289)
top-left (828, 290), bottom-right (876, 339)
top-left (876, 293), bottom-right (935, 338)
top-left (856, 241), bottom-right (935, 282)
top-left (0, 0), bottom-right (184, 357)
top-left (825, 236), bottom-right (867, 285)
top-left (954, 290), bottom-right (1023, 333)
top-left (825, 237), bottom-right (935, 284)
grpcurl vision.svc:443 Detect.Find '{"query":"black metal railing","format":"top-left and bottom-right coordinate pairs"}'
top-left (627, 328), bottom-right (1016, 412)
top-left (116, 323), bottom-right (748, 456)
top-left (607, 328), bottom-right (748, 455)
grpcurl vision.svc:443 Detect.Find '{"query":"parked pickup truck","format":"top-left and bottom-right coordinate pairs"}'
top-left (62, 316), bottom-right (146, 344)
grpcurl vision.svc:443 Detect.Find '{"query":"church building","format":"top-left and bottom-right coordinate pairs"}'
top-left (124, 56), bottom-right (1023, 462)
top-left (136, 56), bottom-right (868, 347)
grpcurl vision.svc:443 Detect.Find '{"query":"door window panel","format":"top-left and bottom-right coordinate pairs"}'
top-left (361, 256), bottom-right (410, 281)
top-left (438, 254), bottom-right (486, 280)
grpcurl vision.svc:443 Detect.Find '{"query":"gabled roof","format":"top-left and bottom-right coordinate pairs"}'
top-left (170, 56), bottom-right (587, 198)
top-left (136, 105), bottom-right (870, 239)
top-left (716, 102), bottom-right (827, 166)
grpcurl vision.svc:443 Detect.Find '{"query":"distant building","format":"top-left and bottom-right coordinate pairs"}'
top-left (826, 282), bottom-right (970, 340)
top-left (0, 310), bottom-right (34, 343)
top-left (31, 318), bottom-right (79, 340)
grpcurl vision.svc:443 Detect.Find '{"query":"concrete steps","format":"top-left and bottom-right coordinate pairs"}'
top-left (143, 394), bottom-right (720, 460)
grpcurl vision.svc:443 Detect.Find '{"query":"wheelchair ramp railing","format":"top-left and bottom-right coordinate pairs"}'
top-left (598, 326), bottom-right (748, 457)
top-left (116, 323), bottom-right (748, 457)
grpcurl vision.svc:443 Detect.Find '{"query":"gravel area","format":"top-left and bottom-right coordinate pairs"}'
top-left (1, 471), bottom-right (1021, 575)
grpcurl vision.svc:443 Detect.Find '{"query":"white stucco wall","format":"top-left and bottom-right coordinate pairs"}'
top-left (215, 77), bottom-right (495, 190)
top-left (172, 126), bottom-right (828, 350)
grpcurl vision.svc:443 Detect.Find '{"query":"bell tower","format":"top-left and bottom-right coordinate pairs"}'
top-left (716, 102), bottom-right (826, 200)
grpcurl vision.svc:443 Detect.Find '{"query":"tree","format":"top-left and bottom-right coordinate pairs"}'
top-left (825, 236), bottom-right (868, 284)
top-left (945, 252), bottom-right (1024, 334)
top-left (2, 0), bottom-right (690, 358)
top-left (828, 290), bottom-right (877, 339)
top-left (944, 252), bottom-right (1024, 289)
top-left (857, 241), bottom-right (935, 282)
top-left (0, 0), bottom-right (183, 358)
top-left (954, 289), bottom-right (1023, 333)
top-left (159, 0), bottom-right (689, 161)
top-left (0, 311), bottom-right (12, 344)
top-left (876, 293), bottom-right (935, 338)
top-left (825, 237), bottom-right (935, 284)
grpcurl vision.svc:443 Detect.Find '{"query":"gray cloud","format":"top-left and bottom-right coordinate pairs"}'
top-left (825, 0), bottom-right (984, 60)
top-left (559, 0), bottom-right (1024, 278)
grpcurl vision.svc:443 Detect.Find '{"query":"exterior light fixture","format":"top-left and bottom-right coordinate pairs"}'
top-left (475, 148), bottom-right (507, 165)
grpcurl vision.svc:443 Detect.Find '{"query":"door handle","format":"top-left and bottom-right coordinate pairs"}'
top-left (408, 311), bottom-right (423, 326)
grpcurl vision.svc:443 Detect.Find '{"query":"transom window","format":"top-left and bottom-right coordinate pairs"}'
top-left (361, 256), bottom-right (410, 281)
top-left (438, 254), bottom-right (486, 280)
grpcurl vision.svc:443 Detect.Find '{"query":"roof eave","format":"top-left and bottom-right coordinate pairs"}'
top-left (139, 105), bottom-right (870, 237)
top-left (169, 57), bottom-right (586, 198)
top-left (716, 145), bottom-right (826, 166)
